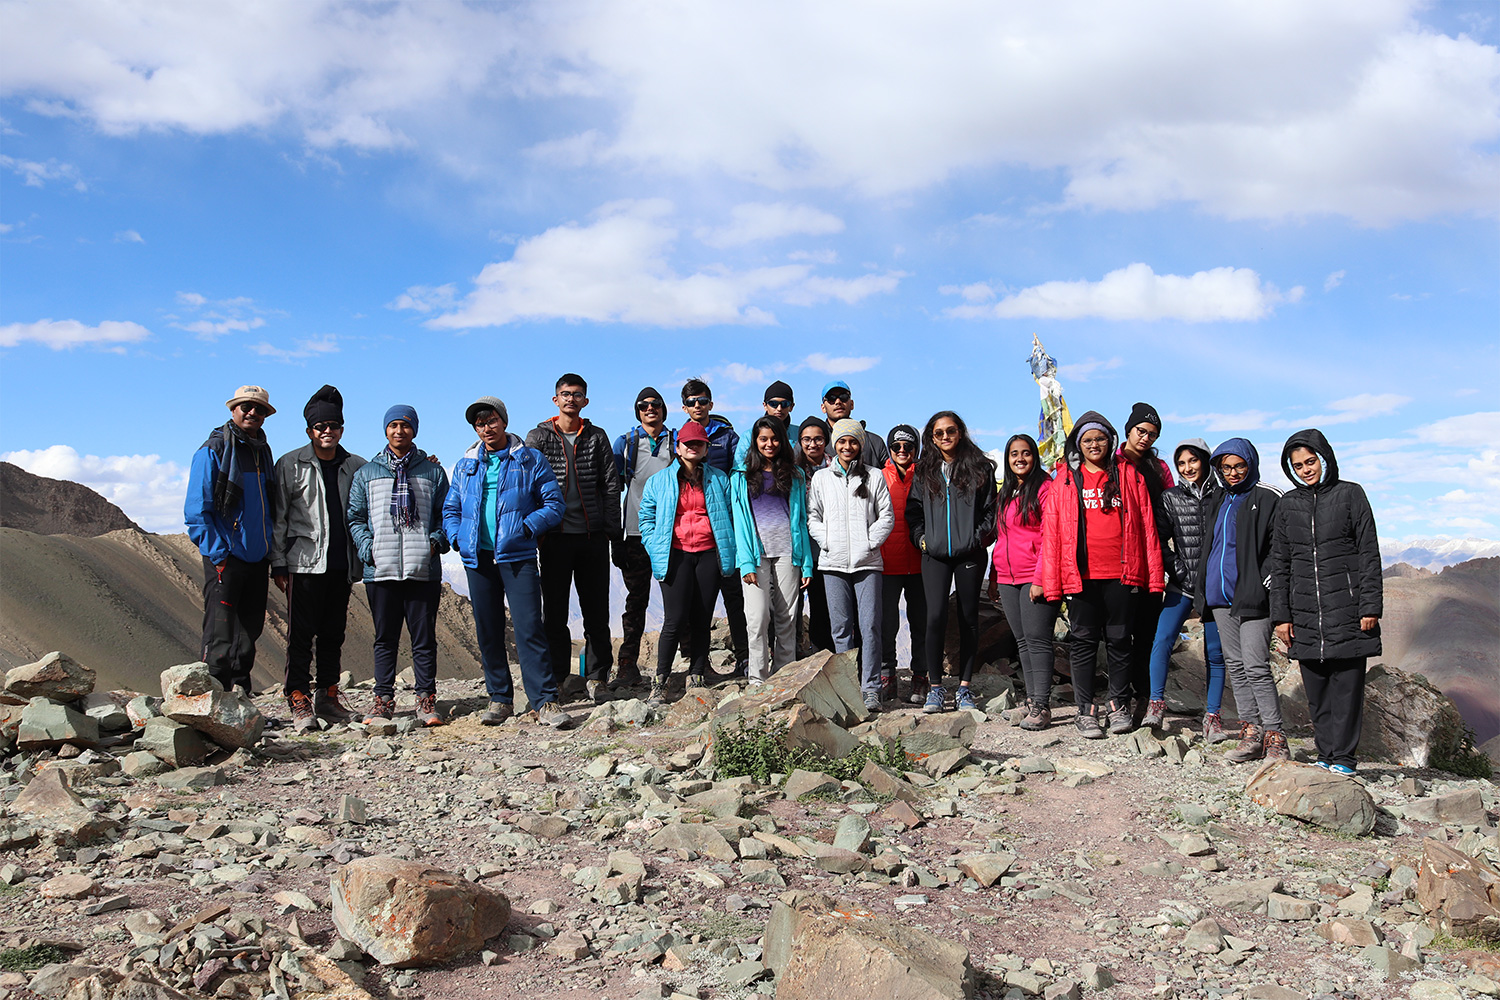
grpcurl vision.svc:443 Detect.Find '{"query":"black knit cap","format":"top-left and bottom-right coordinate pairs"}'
top-left (763, 380), bottom-right (795, 404)
top-left (797, 415), bottom-right (831, 439)
top-left (304, 385), bottom-right (343, 428)
top-left (887, 423), bottom-right (919, 450)
top-left (1125, 401), bottom-right (1162, 434)
top-left (636, 386), bottom-right (665, 407)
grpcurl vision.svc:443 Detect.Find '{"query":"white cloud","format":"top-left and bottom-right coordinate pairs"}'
top-left (114, 229), bottom-right (144, 243)
top-left (175, 291), bottom-right (207, 307)
top-left (803, 353), bottom-right (879, 376)
top-left (410, 200), bottom-right (901, 330)
top-left (1274, 393), bottom-right (1412, 429)
top-left (939, 282), bottom-right (995, 304)
top-left (167, 293), bottom-right (274, 340)
top-left (1057, 356), bottom-right (1124, 382)
top-left (0, 153), bottom-right (85, 190)
top-left (697, 202), bottom-right (844, 248)
top-left (385, 283), bottom-right (457, 314)
top-left (0, 445), bottom-right (188, 534)
top-left (175, 316), bottom-right (266, 338)
top-left (250, 334), bottom-right (339, 362)
top-left (0, 222), bottom-right (11, 234)
top-left (788, 249), bottom-right (838, 264)
top-left (5, 4), bottom-right (1494, 223)
top-left (708, 362), bottom-right (766, 385)
top-left (1324, 269), bottom-right (1346, 291)
top-left (0, 317), bottom-right (150, 350)
top-left (948, 263), bottom-right (1301, 323)
top-left (1415, 411), bottom-right (1500, 449)
top-left (1168, 409), bottom-right (1276, 433)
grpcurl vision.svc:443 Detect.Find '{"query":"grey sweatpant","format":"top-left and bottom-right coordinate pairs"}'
top-left (1212, 608), bottom-right (1282, 731)
top-left (743, 555), bottom-right (802, 683)
top-left (824, 569), bottom-right (882, 695)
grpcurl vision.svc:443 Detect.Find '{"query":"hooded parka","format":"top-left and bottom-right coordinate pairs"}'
top-left (1157, 438), bottom-right (1219, 596)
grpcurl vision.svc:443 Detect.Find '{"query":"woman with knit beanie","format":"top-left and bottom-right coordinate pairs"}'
top-left (1038, 412), bottom-right (1164, 738)
top-left (1118, 402), bottom-right (1174, 726)
top-left (906, 411), bottom-right (998, 715)
top-left (808, 419), bottom-right (894, 712)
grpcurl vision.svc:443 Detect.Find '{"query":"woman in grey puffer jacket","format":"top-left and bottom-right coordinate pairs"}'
top-left (1142, 439), bottom-right (1228, 739)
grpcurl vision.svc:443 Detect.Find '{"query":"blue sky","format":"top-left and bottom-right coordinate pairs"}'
top-left (2, 0), bottom-right (1497, 550)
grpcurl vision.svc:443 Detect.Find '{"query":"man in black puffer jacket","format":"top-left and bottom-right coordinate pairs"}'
top-left (1269, 428), bottom-right (1381, 775)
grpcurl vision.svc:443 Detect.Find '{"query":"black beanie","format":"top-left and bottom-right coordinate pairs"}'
top-left (304, 385), bottom-right (343, 428)
top-left (763, 380), bottom-right (795, 404)
top-left (887, 424), bottom-right (919, 450)
top-left (1126, 401), bottom-right (1162, 434)
top-left (636, 386), bottom-right (665, 406)
top-left (798, 415), bottom-right (831, 440)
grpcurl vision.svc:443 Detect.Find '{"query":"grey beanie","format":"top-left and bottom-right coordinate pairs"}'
top-left (465, 396), bottom-right (508, 426)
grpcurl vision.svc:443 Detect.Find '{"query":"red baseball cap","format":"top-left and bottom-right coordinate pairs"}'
top-left (677, 421), bottom-right (709, 445)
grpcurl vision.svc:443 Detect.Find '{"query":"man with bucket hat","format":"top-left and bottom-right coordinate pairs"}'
top-left (185, 384), bottom-right (278, 693)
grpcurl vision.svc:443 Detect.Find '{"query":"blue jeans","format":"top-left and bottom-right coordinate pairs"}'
top-left (467, 551), bottom-right (556, 709)
top-left (1148, 590), bottom-right (1223, 712)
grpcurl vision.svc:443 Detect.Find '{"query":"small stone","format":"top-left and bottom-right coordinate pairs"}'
top-left (1182, 917), bottom-right (1225, 954)
top-left (1359, 943), bottom-right (1421, 980)
top-left (5, 652), bottom-right (96, 701)
top-left (119, 751), bottom-right (168, 778)
top-left (1406, 982), bottom-right (1462, 1000)
top-left (331, 856), bottom-right (511, 967)
top-left (82, 894), bottom-right (131, 916)
top-left (160, 661), bottom-right (265, 749)
top-left (1013, 756), bottom-right (1055, 774)
top-left (17, 698), bottom-right (99, 749)
top-left (1078, 964), bottom-right (1115, 989)
top-left (153, 766), bottom-right (227, 790)
top-left (1177, 833), bottom-right (1214, 857)
top-left (41, 873), bottom-right (97, 899)
top-left (1267, 892), bottom-right (1317, 921)
top-left (339, 795), bottom-right (368, 825)
top-left (878, 799), bottom-right (924, 830)
top-left (784, 769), bottom-right (841, 799)
top-left (833, 814), bottom-right (872, 854)
top-left (723, 960), bottom-right (768, 987)
top-left (136, 716), bottom-right (209, 768)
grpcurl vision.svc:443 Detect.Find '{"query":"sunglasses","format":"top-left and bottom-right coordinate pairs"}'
top-left (238, 402), bottom-right (268, 416)
top-left (890, 442), bottom-right (915, 453)
top-left (312, 421), bottom-right (343, 432)
top-left (823, 391), bottom-right (851, 403)
top-left (684, 396), bottom-right (712, 407)
top-left (933, 427), bottom-right (960, 439)
top-left (765, 398), bottom-right (792, 410)
top-left (636, 399), bottom-right (665, 411)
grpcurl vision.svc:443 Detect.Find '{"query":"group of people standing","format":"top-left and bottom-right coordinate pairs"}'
top-left (186, 377), bottom-right (1383, 772)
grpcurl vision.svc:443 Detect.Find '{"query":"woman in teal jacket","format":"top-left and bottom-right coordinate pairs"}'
top-left (637, 421), bottom-right (737, 703)
top-left (731, 417), bottom-right (815, 687)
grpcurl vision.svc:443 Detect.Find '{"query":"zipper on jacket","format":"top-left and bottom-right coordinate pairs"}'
top-left (554, 421), bottom-right (592, 534)
top-left (945, 480), bottom-right (952, 556)
top-left (1312, 491), bottom-right (1323, 658)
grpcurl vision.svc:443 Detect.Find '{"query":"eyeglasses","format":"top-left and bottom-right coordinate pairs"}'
top-left (637, 399), bottom-right (664, 411)
top-left (765, 399), bottom-right (792, 410)
top-left (557, 390), bottom-right (585, 400)
top-left (890, 442), bottom-right (914, 453)
top-left (932, 427), bottom-right (960, 439)
top-left (312, 421), bottom-right (343, 432)
top-left (823, 391), bottom-right (851, 403)
top-left (473, 415), bottom-right (504, 429)
top-left (238, 402), bottom-right (267, 416)
top-left (1131, 427), bottom-right (1160, 442)
top-left (799, 436), bottom-right (825, 446)
top-left (684, 396), bottom-right (712, 407)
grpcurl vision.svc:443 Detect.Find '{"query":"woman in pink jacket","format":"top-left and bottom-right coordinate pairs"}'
top-left (988, 435), bottom-right (1059, 729)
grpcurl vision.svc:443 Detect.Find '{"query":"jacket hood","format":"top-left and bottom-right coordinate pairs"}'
top-left (1064, 410), bottom-right (1118, 470)
top-left (1281, 427), bottom-right (1340, 489)
top-left (462, 434), bottom-right (524, 460)
top-left (1172, 438), bottom-right (1213, 494)
top-left (1210, 437), bottom-right (1260, 494)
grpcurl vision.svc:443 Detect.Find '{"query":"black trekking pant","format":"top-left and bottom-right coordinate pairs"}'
top-left (922, 553), bottom-right (985, 686)
top-left (800, 570), bottom-right (834, 656)
top-left (656, 548), bottom-right (721, 678)
top-left (880, 572), bottom-right (926, 679)
top-left (719, 570), bottom-right (750, 664)
top-left (1128, 588), bottom-right (1164, 702)
top-left (1067, 579), bottom-right (1131, 708)
top-left (367, 578), bottom-right (440, 698)
top-left (995, 582), bottom-right (1060, 705)
top-left (540, 532), bottom-right (613, 686)
top-left (1300, 657), bottom-right (1367, 769)
top-left (283, 570), bottom-right (352, 696)
top-left (201, 555), bottom-right (269, 694)
top-left (612, 537), bottom-right (654, 673)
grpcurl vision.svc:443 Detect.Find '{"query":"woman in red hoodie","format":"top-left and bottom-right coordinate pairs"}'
top-left (1039, 412), bottom-right (1165, 738)
top-left (988, 434), bottom-right (1058, 729)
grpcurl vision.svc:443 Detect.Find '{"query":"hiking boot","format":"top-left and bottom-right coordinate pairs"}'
top-left (1263, 729), bottom-right (1290, 761)
top-left (685, 674), bottom-right (706, 690)
top-left (610, 666), bottom-right (643, 691)
top-left (908, 674), bottom-right (931, 706)
top-left (879, 672), bottom-right (899, 703)
top-left (1108, 700), bottom-right (1134, 735)
top-left (480, 701), bottom-right (513, 726)
top-left (954, 686), bottom-right (978, 712)
top-left (1225, 723), bottom-right (1266, 763)
top-left (1019, 699), bottom-right (1051, 731)
top-left (1202, 711), bottom-right (1230, 743)
top-left (537, 702), bottom-right (572, 729)
top-left (923, 684), bottom-right (948, 715)
top-left (415, 692), bottom-right (443, 727)
top-left (863, 691), bottom-right (882, 714)
top-left (364, 694), bottom-right (395, 724)
top-left (1140, 699), bottom-right (1167, 729)
top-left (287, 690), bottom-right (316, 734)
top-left (1075, 705), bottom-right (1105, 740)
top-left (729, 659), bottom-right (749, 679)
top-left (586, 680), bottom-right (606, 705)
top-left (648, 680), bottom-right (667, 705)
top-left (314, 685), bottom-right (356, 724)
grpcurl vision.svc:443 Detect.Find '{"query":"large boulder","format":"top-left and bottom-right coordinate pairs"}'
top-left (160, 663), bottom-right (264, 749)
top-left (715, 650), bottom-right (868, 728)
top-left (1358, 663), bottom-right (1473, 769)
top-left (16, 698), bottom-right (99, 749)
top-left (330, 856), bottom-right (511, 967)
top-left (9, 768), bottom-right (118, 844)
top-left (1245, 760), bottom-right (1376, 836)
top-left (765, 891), bottom-right (976, 1000)
top-left (1415, 838), bottom-right (1500, 941)
top-left (4, 652), bottom-right (96, 702)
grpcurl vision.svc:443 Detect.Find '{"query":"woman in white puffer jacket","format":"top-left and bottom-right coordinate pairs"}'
top-left (807, 419), bottom-right (894, 711)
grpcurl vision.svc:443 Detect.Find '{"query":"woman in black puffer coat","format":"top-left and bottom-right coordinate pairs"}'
top-left (1268, 428), bottom-right (1381, 774)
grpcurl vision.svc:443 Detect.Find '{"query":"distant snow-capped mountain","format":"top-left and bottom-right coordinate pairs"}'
top-left (1381, 536), bottom-right (1500, 571)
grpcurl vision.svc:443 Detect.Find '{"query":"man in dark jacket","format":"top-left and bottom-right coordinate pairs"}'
top-left (612, 387), bottom-right (676, 690)
top-left (681, 377), bottom-right (749, 674)
top-left (1196, 438), bottom-right (1284, 763)
top-left (820, 379), bottom-right (888, 468)
top-left (525, 374), bottom-right (622, 702)
top-left (270, 385), bottom-right (364, 732)
top-left (1269, 429), bottom-right (1382, 774)
top-left (185, 385), bottom-right (277, 694)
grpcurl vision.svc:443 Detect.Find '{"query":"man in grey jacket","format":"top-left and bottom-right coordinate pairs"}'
top-left (271, 386), bottom-right (365, 732)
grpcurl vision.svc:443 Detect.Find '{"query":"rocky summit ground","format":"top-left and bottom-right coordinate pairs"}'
top-left (2, 650), bottom-right (1498, 1000)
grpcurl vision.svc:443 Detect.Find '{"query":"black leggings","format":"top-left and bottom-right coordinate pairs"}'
top-left (1067, 579), bottom-right (1131, 708)
top-left (922, 553), bottom-right (985, 686)
top-left (656, 548), bottom-right (721, 678)
top-left (1128, 589), bottom-right (1164, 701)
top-left (995, 582), bottom-right (1060, 705)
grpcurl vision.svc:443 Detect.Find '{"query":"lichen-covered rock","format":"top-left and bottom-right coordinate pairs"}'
top-left (330, 856), bottom-right (511, 967)
top-left (160, 662), bottom-right (264, 749)
top-left (714, 650), bottom-right (868, 728)
top-left (1245, 759), bottom-right (1376, 835)
top-left (4, 652), bottom-right (96, 702)
top-left (1416, 837), bottom-right (1500, 941)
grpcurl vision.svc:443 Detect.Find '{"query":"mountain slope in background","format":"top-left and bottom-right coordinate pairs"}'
top-left (1381, 536), bottom-right (1500, 570)
top-left (0, 461), bottom-right (139, 536)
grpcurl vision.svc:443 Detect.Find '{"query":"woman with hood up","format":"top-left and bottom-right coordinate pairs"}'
top-left (1194, 438), bottom-right (1284, 763)
top-left (1038, 412), bottom-right (1164, 738)
top-left (1269, 429), bottom-right (1381, 776)
top-left (1142, 439), bottom-right (1227, 740)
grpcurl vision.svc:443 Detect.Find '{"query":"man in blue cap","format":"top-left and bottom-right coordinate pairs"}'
top-left (821, 380), bottom-right (888, 468)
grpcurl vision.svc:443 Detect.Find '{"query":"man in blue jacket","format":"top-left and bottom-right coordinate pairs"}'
top-left (445, 397), bottom-right (571, 729)
top-left (681, 377), bottom-right (748, 674)
top-left (185, 385), bottom-right (278, 694)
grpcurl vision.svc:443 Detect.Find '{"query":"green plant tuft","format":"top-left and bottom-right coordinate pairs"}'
top-left (1430, 715), bottom-right (1493, 779)
top-left (0, 945), bottom-right (69, 971)
top-left (712, 716), bottom-right (908, 785)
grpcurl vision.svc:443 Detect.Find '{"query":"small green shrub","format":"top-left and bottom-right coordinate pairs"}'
top-left (712, 717), bottom-right (908, 785)
top-left (1431, 715), bottom-right (1493, 779)
top-left (0, 945), bottom-right (69, 971)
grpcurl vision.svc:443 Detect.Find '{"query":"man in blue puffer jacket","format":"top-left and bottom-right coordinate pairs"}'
top-left (443, 396), bottom-right (569, 729)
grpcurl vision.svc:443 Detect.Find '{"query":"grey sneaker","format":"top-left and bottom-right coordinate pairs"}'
top-left (648, 680), bottom-right (667, 705)
top-left (863, 690), bottom-right (882, 714)
top-left (1108, 701), bottom-right (1134, 735)
top-left (480, 701), bottom-right (513, 726)
top-left (1075, 706), bottom-right (1105, 740)
top-left (287, 690), bottom-right (316, 734)
top-left (537, 702), bottom-right (572, 729)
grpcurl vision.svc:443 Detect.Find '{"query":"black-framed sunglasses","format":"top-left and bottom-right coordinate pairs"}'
top-left (238, 402), bottom-right (268, 416)
top-left (683, 395), bottom-right (712, 407)
top-left (765, 398), bottom-right (793, 410)
top-left (637, 398), bottom-right (665, 411)
top-left (823, 391), bottom-right (851, 403)
top-left (890, 442), bottom-right (915, 453)
top-left (312, 421), bottom-right (343, 432)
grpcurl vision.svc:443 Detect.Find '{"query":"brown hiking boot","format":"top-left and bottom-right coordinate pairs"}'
top-left (416, 692), bottom-right (444, 727)
top-left (1202, 711), bottom-right (1230, 743)
top-left (287, 690), bottom-right (316, 734)
top-left (880, 672), bottom-right (899, 703)
top-left (1140, 699), bottom-right (1167, 729)
top-left (314, 685), bottom-right (355, 723)
top-left (1019, 699), bottom-right (1051, 731)
top-left (363, 693), bottom-right (395, 724)
top-left (1225, 722), bottom-right (1266, 763)
top-left (1263, 729), bottom-right (1290, 761)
